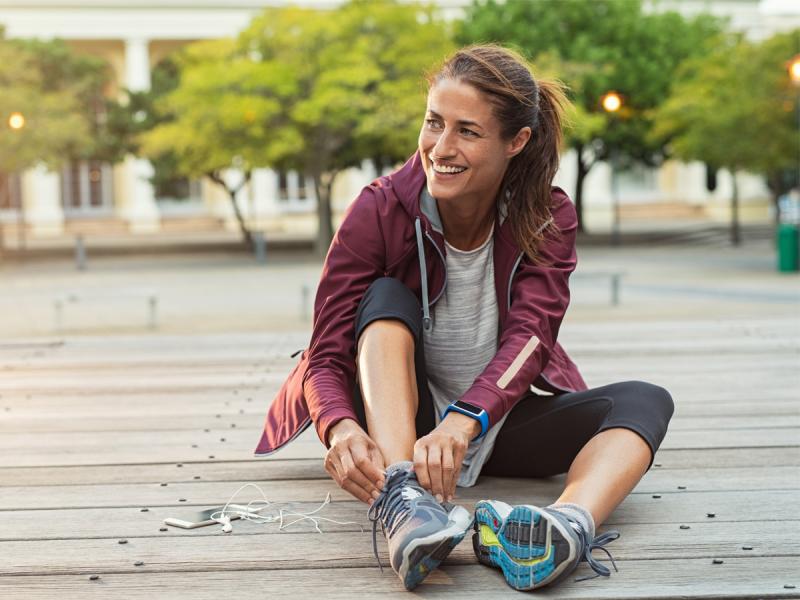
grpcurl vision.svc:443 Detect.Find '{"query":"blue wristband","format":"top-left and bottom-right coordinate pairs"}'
top-left (442, 401), bottom-right (489, 441)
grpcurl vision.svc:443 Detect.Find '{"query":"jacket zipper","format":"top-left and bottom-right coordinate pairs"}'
top-left (424, 229), bottom-right (448, 306)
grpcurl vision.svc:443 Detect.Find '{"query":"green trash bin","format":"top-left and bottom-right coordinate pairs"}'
top-left (777, 223), bottom-right (799, 272)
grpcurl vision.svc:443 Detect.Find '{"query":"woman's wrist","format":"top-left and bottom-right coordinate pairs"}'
top-left (442, 411), bottom-right (482, 440)
top-left (328, 417), bottom-right (361, 445)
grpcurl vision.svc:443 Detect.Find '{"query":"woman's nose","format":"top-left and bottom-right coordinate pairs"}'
top-left (432, 128), bottom-right (456, 158)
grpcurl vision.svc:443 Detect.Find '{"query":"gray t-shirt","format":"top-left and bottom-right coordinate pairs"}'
top-left (423, 224), bottom-right (510, 487)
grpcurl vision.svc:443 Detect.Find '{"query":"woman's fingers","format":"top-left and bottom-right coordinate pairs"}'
top-left (413, 443), bottom-right (431, 492)
top-left (325, 447), bottom-right (374, 505)
top-left (441, 447), bottom-right (455, 502)
top-left (343, 445), bottom-right (382, 500)
top-left (426, 445), bottom-right (445, 502)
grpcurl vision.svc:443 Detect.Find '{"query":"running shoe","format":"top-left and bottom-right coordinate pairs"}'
top-left (472, 500), bottom-right (620, 590)
top-left (367, 461), bottom-right (473, 590)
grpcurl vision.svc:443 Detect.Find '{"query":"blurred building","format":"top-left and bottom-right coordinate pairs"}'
top-left (0, 0), bottom-right (798, 243)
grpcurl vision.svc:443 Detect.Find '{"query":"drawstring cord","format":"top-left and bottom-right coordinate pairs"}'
top-left (414, 217), bottom-right (432, 332)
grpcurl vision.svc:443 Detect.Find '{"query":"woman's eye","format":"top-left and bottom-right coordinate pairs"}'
top-left (461, 128), bottom-right (477, 137)
top-left (425, 118), bottom-right (442, 129)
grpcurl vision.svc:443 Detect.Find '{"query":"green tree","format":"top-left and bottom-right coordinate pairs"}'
top-left (238, 0), bottom-right (453, 252)
top-left (142, 0), bottom-right (452, 253)
top-left (140, 38), bottom-right (298, 248)
top-left (457, 0), bottom-right (722, 231)
top-left (0, 32), bottom-right (98, 174)
top-left (651, 30), bottom-right (800, 245)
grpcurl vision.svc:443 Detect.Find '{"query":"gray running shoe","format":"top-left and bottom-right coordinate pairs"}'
top-left (367, 461), bottom-right (472, 590)
top-left (473, 500), bottom-right (620, 590)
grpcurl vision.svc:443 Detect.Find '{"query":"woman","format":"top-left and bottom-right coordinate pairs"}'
top-left (255, 44), bottom-right (673, 592)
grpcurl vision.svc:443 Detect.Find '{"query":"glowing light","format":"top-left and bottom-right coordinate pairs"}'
top-left (8, 112), bottom-right (25, 130)
top-left (790, 55), bottom-right (800, 84)
top-left (601, 92), bottom-right (622, 113)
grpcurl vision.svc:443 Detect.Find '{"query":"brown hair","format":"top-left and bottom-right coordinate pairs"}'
top-left (427, 44), bottom-right (570, 263)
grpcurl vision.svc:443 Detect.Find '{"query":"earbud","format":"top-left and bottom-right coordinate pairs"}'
top-left (217, 515), bottom-right (233, 533)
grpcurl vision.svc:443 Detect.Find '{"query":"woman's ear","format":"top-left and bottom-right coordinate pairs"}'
top-left (507, 126), bottom-right (532, 158)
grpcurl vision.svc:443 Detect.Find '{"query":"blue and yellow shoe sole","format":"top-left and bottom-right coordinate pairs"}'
top-left (472, 500), bottom-right (577, 591)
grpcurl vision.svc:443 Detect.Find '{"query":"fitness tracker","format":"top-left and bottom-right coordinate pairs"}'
top-left (442, 400), bottom-right (489, 441)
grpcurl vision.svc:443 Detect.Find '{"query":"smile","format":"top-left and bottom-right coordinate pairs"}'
top-left (429, 154), bottom-right (467, 174)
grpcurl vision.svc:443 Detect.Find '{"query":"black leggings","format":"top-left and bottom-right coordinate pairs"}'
top-left (352, 277), bottom-right (674, 478)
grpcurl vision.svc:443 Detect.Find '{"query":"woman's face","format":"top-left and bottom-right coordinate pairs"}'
top-left (418, 78), bottom-right (530, 207)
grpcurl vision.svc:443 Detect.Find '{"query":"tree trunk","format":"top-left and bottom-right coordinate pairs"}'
top-left (730, 170), bottom-right (740, 246)
top-left (574, 144), bottom-right (589, 233)
top-left (208, 170), bottom-right (253, 250)
top-left (313, 170), bottom-right (338, 257)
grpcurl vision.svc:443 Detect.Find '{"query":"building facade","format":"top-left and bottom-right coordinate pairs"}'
top-left (0, 0), bottom-right (798, 242)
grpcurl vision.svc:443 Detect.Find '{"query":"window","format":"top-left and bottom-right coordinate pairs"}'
top-left (277, 170), bottom-right (310, 203)
top-left (61, 160), bottom-right (113, 214)
top-left (0, 171), bottom-right (22, 211)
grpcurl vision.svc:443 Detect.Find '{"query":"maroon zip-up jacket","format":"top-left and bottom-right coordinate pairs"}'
top-left (255, 150), bottom-right (587, 457)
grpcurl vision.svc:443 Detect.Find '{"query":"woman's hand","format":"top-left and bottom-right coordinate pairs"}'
top-left (324, 418), bottom-right (386, 505)
top-left (413, 412), bottom-right (480, 503)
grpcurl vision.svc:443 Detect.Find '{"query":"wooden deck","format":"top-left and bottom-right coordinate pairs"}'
top-left (1, 317), bottom-right (798, 599)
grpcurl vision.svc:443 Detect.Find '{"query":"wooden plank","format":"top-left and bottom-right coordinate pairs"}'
top-left (0, 519), bottom-right (795, 575)
top-left (3, 411), bottom-right (798, 434)
top-left (1, 426), bottom-right (797, 468)
top-left (0, 457), bottom-right (794, 494)
top-left (653, 447), bottom-right (800, 469)
top-left (0, 558), bottom-right (796, 599)
top-left (0, 473), bottom-right (795, 519)
top-left (0, 492), bottom-right (794, 542)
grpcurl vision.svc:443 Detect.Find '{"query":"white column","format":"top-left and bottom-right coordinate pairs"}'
top-left (251, 168), bottom-right (280, 224)
top-left (21, 165), bottom-right (64, 236)
top-left (122, 37), bottom-right (159, 232)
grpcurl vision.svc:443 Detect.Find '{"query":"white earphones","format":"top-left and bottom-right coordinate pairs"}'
top-left (208, 482), bottom-right (362, 535)
top-left (216, 515), bottom-right (233, 533)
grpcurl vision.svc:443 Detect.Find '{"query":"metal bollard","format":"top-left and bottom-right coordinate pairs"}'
top-left (301, 284), bottom-right (310, 322)
top-left (75, 235), bottom-right (87, 271)
top-left (253, 232), bottom-right (266, 264)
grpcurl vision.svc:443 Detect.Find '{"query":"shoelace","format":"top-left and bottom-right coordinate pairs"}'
top-left (566, 517), bottom-right (621, 582)
top-left (367, 469), bottom-right (420, 572)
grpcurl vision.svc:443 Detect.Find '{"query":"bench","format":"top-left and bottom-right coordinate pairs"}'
top-left (53, 289), bottom-right (159, 331)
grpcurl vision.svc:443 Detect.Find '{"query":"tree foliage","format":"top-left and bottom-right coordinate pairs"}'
top-left (651, 29), bottom-right (800, 242)
top-left (0, 30), bottom-right (106, 174)
top-left (141, 0), bottom-right (453, 252)
top-left (457, 0), bottom-right (723, 230)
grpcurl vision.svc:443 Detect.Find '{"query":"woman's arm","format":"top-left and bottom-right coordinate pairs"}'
top-left (302, 186), bottom-right (388, 449)
top-left (458, 188), bottom-right (578, 428)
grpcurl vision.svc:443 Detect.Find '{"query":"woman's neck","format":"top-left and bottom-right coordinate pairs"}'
top-left (437, 197), bottom-right (496, 251)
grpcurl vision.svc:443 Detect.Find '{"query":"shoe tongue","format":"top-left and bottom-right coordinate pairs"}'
top-left (384, 460), bottom-right (414, 478)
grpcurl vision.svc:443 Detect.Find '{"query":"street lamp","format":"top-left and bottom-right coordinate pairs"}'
top-left (8, 112), bottom-right (25, 130)
top-left (789, 54), bottom-right (800, 85)
top-left (601, 92), bottom-right (623, 246)
top-left (7, 112), bottom-right (27, 251)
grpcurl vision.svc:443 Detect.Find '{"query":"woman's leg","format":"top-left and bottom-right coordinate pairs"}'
top-left (555, 428), bottom-right (651, 526)
top-left (356, 319), bottom-right (418, 465)
top-left (351, 277), bottom-right (436, 466)
top-left (482, 380), bottom-right (674, 527)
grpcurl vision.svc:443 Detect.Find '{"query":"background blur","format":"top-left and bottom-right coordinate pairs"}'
top-left (0, 0), bottom-right (798, 338)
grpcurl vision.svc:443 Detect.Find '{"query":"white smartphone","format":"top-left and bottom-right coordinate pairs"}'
top-left (163, 504), bottom-right (254, 529)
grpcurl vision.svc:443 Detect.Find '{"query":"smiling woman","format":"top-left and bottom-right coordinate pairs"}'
top-left (256, 44), bottom-right (673, 593)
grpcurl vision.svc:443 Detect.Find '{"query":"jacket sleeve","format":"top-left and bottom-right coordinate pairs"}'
top-left (459, 188), bottom-right (578, 427)
top-left (302, 186), bottom-right (386, 448)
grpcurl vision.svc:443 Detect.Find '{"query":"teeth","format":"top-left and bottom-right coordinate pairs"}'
top-left (432, 162), bottom-right (466, 174)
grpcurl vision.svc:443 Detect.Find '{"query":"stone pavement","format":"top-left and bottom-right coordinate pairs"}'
top-left (0, 231), bottom-right (796, 339)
